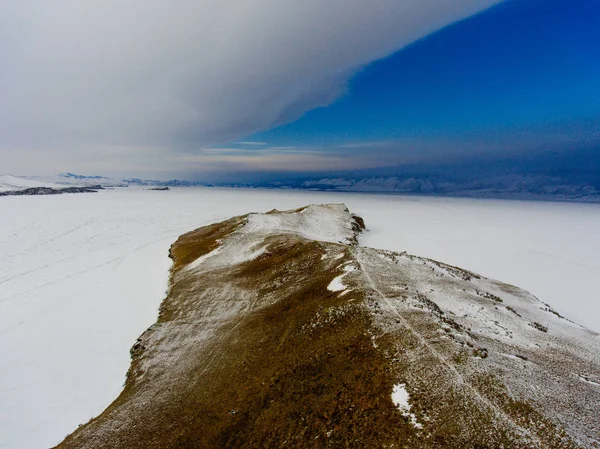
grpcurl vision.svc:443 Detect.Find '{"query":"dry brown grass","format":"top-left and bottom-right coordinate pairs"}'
top-left (57, 220), bottom-right (422, 448)
top-left (55, 211), bottom-right (586, 449)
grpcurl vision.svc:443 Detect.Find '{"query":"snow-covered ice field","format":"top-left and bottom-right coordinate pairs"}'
top-left (1, 188), bottom-right (599, 449)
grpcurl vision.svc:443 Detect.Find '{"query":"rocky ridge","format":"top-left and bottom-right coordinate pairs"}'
top-left (56, 204), bottom-right (600, 448)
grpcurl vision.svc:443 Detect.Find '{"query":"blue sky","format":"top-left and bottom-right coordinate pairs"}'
top-left (2, 0), bottom-right (598, 179)
top-left (247, 0), bottom-right (600, 159)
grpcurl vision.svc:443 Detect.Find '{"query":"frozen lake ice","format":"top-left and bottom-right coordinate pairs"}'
top-left (1, 187), bottom-right (599, 448)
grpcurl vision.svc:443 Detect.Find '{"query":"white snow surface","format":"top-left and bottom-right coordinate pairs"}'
top-left (1, 188), bottom-right (600, 448)
top-left (0, 174), bottom-right (65, 192)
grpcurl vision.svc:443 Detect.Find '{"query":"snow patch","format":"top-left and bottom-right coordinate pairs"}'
top-left (391, 384), bottom-right (423, 429)
top-left (327, 264), bottom-right (356, 294)
top-left (187, 242), bottom-right (267, 272)
top-left (327, 275), bottom-right (347, 292)
top-left (187, 246), bottom-right (223, 270)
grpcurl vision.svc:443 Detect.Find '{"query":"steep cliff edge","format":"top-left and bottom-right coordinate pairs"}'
top-left (57, 204), bottom-right (600, 448)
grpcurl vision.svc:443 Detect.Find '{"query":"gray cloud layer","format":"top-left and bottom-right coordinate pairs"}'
top-left (1, 0), bottom-right (501, 174)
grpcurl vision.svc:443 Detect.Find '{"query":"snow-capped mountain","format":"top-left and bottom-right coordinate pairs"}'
top-left (0, 174), bottom-right (66, 192)
top-left (2, 173), bottom-right (212, 191)
top-left (34, 173), bottom-right (213, 188)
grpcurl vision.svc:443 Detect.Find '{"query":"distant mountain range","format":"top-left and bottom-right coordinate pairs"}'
top-left (0, 174), bottom-right (107, 196)
top-left (29, 173), bottom-right (215, 188)
top-left (245, 173), bottom-right (600, 202)
top-left (0, 173), bottom-right (213, 192)
top-left (2, 171), bottom-right (599, 202)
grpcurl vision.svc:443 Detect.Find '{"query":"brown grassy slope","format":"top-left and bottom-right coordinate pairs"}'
top-left (56, 208), bottom-right (590, 448)
top-left (56, 217), bottom-right (423, 448)
top-left (168, 214), bottom-right (248, 270)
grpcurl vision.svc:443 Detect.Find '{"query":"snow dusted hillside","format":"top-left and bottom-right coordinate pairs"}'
top-left (56, 205), bottom-right (600, 448)
top-left (0, 174), bottom-right (65, 192)
top-left (1, 188), bottom-right (600, 448)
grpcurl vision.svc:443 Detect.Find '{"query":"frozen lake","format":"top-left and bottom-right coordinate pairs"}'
top-left (1, 188), bottom-right (599, 449)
